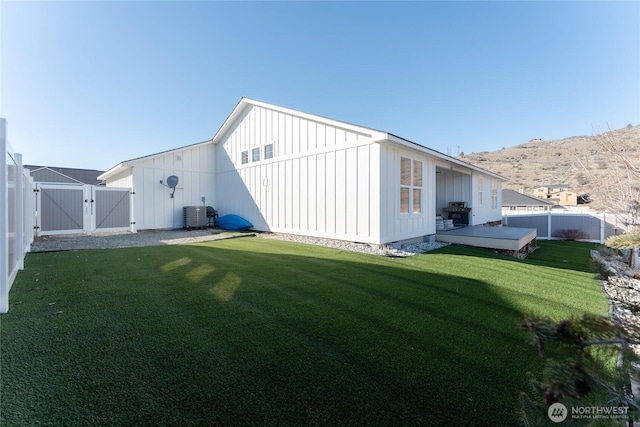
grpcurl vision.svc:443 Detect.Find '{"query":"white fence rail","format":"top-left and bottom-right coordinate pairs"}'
top-left (502, 211), bottom-right (624, 244)
top-left (1, 118), bottom-right (34, 313)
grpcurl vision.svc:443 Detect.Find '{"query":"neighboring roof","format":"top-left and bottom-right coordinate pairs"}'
top-left (100, 97), bottom-right (507, 182)
top-left (502, 189), bottom-right (556, 207)
top-left (25, 165), bottom-right (105, 185)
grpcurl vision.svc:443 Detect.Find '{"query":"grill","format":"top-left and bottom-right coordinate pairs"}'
top-left (442, 201), bottom-right (471, 226)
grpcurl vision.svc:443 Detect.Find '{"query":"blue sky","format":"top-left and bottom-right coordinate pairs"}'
top-left (1, 1), bottom-right (638, 171)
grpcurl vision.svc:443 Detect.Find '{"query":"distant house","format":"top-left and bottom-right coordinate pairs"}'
top-left (25, 165), bottom-right (105, 186)
top-left (503, 189), bottom-right (555, 213)
top-left (532, 184), bottom-right (577, 206)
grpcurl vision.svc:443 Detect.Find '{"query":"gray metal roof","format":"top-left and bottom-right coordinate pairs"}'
top-left (502, 189), bottom-right (555, 206)
top-left (25, 165), bottom-right (106, 185)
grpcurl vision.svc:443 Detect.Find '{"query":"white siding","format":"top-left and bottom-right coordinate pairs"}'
top-left (435, 170), bottom-right (472, 216)
top-left (469, 174), bottom-right (502, 225)
top-left (106, 169), bottom-right (134, 188)
top-left (379, 143), bottom-right (436, 243)
top-left (214, 105), bottom-right (381, 244)
top-left (119, 144), bottom-right (215, 230)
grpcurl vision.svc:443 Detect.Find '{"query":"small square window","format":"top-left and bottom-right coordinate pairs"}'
top-left (252, 147), bottom-right (260, 162)
top-left (241, 151), bottom-right (248, 165)
top-left (264, 144), bottom-right (274, 160)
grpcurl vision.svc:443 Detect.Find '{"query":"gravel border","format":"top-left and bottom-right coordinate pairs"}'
top-left (258, 233), bottom-right (449, 257)
top-left (29, 229), bottom-right (252, 253)
top-left (29, 229), bottom-right (449, 257)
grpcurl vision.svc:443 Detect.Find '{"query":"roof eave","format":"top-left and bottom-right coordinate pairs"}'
top-left (211, 97), bottom-right (387, 145)
top-left (97, 163), bottom-right (130, 181)
top-left (377, 134), bottom-right (508, 181)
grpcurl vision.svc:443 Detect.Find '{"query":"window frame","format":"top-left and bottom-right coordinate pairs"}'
top-left (241, 151), bottom-right (248, 165)
top-left (252, 147), bottom-right (260, 162)
top-left (491, 181), bottom-right (498, 209)
top-left (400, 156), bottom-right (423, 215)
top-left (264, 144), bottom-right (274, 160)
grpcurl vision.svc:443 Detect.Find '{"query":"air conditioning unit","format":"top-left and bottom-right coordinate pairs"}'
top-left (183, 206), bottom-right (207, 230)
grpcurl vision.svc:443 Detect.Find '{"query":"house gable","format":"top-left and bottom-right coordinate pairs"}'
top-left (26, 165), bottom-right (105, 185)
top-left (215, 100), bottom-right (379, 174)
top-left (213, 99), bottom-right (382, 243)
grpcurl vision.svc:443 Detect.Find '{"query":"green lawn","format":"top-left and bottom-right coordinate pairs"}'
top-left (1, 239), bottom-right (608, 426)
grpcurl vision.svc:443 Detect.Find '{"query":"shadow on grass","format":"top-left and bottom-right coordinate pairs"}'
top-left (0, 238), bottom-right (606, 426)
top-left (432, 240), bottom-right (600, 274)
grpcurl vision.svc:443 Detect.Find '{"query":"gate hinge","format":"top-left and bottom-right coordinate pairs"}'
top-left (33, 226), bottom-right (40, 230)
top-left (130, 222), bottom-right (136, 225)
top-left (33, 189), bottom-right (40, 193)
top-left (130, 191), bottom-right (135, 195)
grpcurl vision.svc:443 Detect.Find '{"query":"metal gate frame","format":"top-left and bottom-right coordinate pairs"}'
top-left (35, 183), bottom-right (135, 236)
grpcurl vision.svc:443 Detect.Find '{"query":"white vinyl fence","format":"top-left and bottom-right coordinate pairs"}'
top-left (1, 119), bottom-right (34, 313)
top-left (502, 211), bottom-right (624, 244)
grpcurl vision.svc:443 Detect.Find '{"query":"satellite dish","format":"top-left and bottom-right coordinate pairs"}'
top-left (166, 175), bottom-right (179, 189)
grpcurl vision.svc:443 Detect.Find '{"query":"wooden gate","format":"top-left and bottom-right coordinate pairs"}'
top-left (35, 183), bottom-right (134, 236)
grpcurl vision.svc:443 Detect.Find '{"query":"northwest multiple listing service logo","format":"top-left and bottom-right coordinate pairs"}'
top-left (548, 403), bottom-right (568, 423)
top-left (547, 402), bottom-right (629, 423)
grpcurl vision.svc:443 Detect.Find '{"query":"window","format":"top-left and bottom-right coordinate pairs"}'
top-left (252, 147), bottom-right (260, 162)
top-left (241, 151), bottom-right (248, 165)
top-left (478, 177), bottom-right (483, 205)
top-left (491, 181), bottom-right (498, 209)
top-left (264, 144), bottom-right (274, 160)
top-left (400, 157), bottom-right (422, 214)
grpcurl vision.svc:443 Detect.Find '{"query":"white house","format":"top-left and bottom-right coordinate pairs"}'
top-left (98, 98), bottom-right (506, 245)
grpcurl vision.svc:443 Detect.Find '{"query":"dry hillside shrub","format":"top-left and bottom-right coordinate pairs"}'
top-left (552, 229), bottom-right (589, 241)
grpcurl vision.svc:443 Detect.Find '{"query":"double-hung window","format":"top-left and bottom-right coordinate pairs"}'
top-left (252, 147), bottom-right (260, 162)
top-left (241, 151), bottom-right (248, 165)
top-left (400, 157), bottom-right (422, 214)
top-left (491, 181), bottom-right (498, 209)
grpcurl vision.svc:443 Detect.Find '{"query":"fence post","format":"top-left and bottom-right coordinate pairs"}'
top-left (130, 187), bottom-right (137, 233)
top-left (85, 184), bottom-right (93, 236)
top-left (600, 212), bottom-right (605, 244)
top-left (16, 153), bottom-right (24, 270)
top-left (1, 118), bottom-right (8, 313)
top-left (547, 211), bottom-right (552, 240)
top-left (24, 173), bottom-right (34, 252)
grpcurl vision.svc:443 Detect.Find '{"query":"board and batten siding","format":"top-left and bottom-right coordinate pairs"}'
top-left (470, 174), bottom-right (502, 225)
top-left (214, 104), bottom-right (382, 244)
top-left (105, 169), bottom-right (134, 189)
top-left (379, 143), bottom-right (436, 244)
top-left (435, 169), bottom-right (472, 219)
top-left (110, 144), bottom-right (215, 230)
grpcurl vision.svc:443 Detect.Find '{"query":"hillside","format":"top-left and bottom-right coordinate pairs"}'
top-left (458, 125), bottom-right (640, 210)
